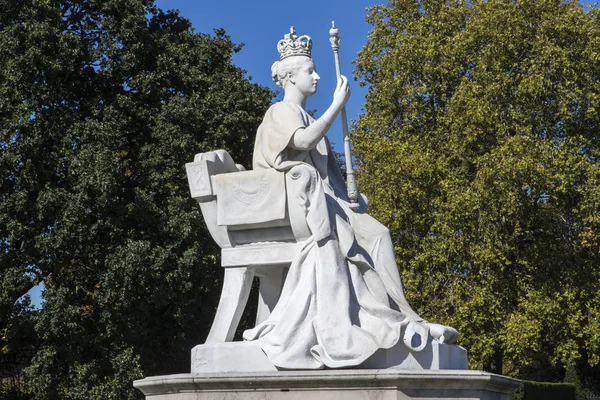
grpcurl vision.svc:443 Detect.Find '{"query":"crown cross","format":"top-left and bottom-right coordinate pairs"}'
top-left (277, 26), bottom-right (312, 60)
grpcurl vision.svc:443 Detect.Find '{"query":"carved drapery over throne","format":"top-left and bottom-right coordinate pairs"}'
top-left (186, 149), bottom-right (315, 343)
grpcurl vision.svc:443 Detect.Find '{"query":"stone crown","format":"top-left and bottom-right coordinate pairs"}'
top-left (277, 26), bottom-right (312, 60)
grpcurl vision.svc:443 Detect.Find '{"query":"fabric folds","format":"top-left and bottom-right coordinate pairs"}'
top-left (244, 101), bottom-right (445, 369)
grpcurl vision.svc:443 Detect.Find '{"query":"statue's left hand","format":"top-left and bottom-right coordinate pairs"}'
top-left (332, 75), bottom-right (351, 112)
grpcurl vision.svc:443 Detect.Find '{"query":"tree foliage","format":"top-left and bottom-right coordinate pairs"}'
top-left (0, 0), bottom-right (272, 398)
top-left (354, 0), bottom-right (600, 384)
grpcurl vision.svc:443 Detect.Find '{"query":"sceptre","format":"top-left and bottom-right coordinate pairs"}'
top-left (329, 21), bottom-right (359, 210)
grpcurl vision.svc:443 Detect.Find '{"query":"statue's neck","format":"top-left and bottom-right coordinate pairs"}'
top-left (283, 87), bottom-right (307, 109)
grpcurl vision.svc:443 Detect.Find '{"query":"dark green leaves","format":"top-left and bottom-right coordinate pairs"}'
top-left (0, 0), bottom-right (272, 398)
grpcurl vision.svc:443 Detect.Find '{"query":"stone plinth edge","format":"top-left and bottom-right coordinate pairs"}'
top-left (134, 369), bottom-right (520, 400)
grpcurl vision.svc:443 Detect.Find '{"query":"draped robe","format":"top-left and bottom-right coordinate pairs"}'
top-left (243, 101), bottom-right (434, 369)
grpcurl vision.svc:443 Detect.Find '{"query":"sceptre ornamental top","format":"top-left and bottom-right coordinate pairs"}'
top-left (277, 26), bottom-right (312, 60)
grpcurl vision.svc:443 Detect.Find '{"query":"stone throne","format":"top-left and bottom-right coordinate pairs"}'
top-left (185, 149), bottom-right (314, 345)
top-left (184, 149), bottom-right (469, 374)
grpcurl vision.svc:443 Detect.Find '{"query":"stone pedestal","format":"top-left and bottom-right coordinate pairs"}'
top-left (134, 369), bottom-right (520, 400)
top-left (190, 339), bottom-right (468, 374)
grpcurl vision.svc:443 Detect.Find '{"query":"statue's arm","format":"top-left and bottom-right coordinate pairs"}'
top-left (290, 76), bottom-right (351, 150)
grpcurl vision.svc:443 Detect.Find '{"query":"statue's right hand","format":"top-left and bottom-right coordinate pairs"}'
top-left (332, 75), bottom-right (351, 111)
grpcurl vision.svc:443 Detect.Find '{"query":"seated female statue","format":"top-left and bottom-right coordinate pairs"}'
top-left (243, 27), bottom-right (458, 369)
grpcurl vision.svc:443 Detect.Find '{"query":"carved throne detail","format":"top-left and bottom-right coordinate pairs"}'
top-left (186, 150), bottom-right (313, 343)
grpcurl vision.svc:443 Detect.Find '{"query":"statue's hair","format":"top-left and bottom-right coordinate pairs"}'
top-left (271, 56), bottom-right (309, 88)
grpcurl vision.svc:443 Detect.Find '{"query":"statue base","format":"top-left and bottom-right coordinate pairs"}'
top-left (133, 369), bottom-right (519, 400)
top-left (190, 339), bottom-right (467, 373)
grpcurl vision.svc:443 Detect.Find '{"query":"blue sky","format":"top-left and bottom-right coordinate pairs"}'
top-left (154, 0), bottom-right (381, 149)
top-left (25, 0), bottom-right (598, 308)
top-left (152, 0), bottom-right (598, 148)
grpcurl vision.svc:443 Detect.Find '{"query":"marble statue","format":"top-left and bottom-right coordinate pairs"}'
top-left (134, 25), bottom-right (526, 400)
top-left (238, 27), bottom-right (459, 369)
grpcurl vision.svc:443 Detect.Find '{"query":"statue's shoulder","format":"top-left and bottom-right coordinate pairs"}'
top-left (261, 101), bottom-right (289, 119)
top-left (271, 101), bottom-right (298, 112)
top-left (262, 101), bottom-right (305, 125)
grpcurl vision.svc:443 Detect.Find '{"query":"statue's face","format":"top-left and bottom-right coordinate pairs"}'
top-left (292, 58), bottom-right (320, 97)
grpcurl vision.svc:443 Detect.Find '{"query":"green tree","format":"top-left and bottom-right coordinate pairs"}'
top-left (0, 0), bottom-right (272, 398)
top-left (354, 0), bottom-right (600, 385)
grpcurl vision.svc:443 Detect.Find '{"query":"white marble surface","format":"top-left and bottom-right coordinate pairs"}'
top-left (191, 342), bottom-right (278, 373)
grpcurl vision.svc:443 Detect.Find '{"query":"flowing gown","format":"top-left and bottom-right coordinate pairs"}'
top-left (242, 101), bottom-right (438, 369)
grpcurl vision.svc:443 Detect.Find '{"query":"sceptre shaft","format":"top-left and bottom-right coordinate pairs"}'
top-left (329, 21), bottom-right (359, 210)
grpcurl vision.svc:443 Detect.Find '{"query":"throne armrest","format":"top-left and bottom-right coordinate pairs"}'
top-left (186, 150), bottom-right (243, 201)
top-left (186, 150), bottom-right (314, 249)
top-left (186, 150), bottom-right (242, 249)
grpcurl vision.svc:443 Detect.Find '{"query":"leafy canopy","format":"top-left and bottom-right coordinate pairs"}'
top-left (0, 0), bottom-right (272, 398)
top-left (354, 0), bottom-right (600, 383)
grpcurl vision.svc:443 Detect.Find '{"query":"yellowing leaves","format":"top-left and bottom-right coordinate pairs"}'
top-left (355, 0), bottom-right (600, 380)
